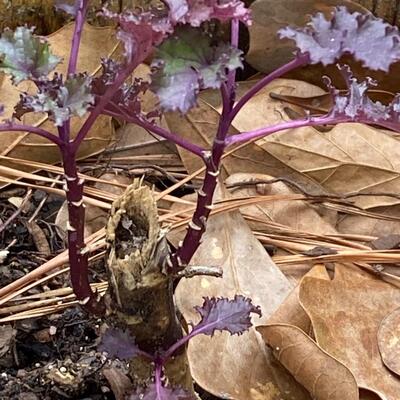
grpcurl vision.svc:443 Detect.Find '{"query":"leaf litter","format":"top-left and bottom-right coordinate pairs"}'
top-left (4, 2), bottom-right (400, 400)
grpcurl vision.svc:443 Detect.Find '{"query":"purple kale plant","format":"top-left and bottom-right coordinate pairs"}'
top-left (3, 1), bottom-right (400, 396)
top-left (99, 295), bottom-right (261, 399)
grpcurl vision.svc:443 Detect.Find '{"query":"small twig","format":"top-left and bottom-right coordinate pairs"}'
top-left (0, 189), bottom-right (32, 235)
top-left (176, 265), bottom-right (223, 279)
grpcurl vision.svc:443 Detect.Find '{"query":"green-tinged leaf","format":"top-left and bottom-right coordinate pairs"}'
top-left (151, 27), bottom-right (242, 113)
top-left (0, 27), bottom-right (61, 84)
top-left (15, 73), bottom-right (94, 126)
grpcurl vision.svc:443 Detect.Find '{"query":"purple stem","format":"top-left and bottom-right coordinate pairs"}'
top-left (60, 141), bottom-right (104, 314)
top-left (71, 59), bottom-right (141, 152)
top-left (0, 123), bottom-right (62, 146)
top-left (226, 114), bottom-right (350, 145)
top-left (67, 0), bottom-right (89, 76)
top-left (229, 53), bottom-right (310, 123)
top-left (168, 22), bottom-right (241, 271)
top-left (161, 330), bottom-right (196, 363)
top-left (161, 320), bottom-right (221, 363)
top-left (104, 104), bottom-right (205, 157)
top-left (155, 362), bottom-right (163, 398)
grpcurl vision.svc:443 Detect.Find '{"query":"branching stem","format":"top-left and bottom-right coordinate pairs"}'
top-left (104, 104), bottom-right (205, 157)
top-left (0, 123), bottom-right (62, 146)
top-left (229, 54), bottom-right (310, 123)
top-left (60, 141), bottom-right (105, 314)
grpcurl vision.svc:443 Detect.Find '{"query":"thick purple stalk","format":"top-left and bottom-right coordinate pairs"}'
top-left (155, 362), bottom-right (163, 398)
top-left (67, 0), bottom-right (89, 75)
top-left (229, 53), bottom-right (310, 123)
top-left (167, 21), bottom-right (241, 272)
top-left (0, 124), bottom-right (62, 146)
top-left (60, 139), bottom-right (104, 314)
top-left (167, 19), bottom-right (247, 271)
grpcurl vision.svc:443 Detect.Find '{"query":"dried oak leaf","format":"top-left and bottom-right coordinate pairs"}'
top-left (268, 265), bottom-right (330, 333)
top-left (257, 324), bottom-right (359, 400)
top-left (377, 307), bottom-right (400, 376)
top-left (299, 264), bottom-right (400, 399)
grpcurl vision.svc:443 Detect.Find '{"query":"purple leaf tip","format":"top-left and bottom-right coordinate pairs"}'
top-left (98, 328), bottom-right (142, 360)
top-left (279, 6), bottom-right (400, 71)
top-left (191, 295), bottom-right (261, 336)
top-left (327, 64), bottom-right (400, 128)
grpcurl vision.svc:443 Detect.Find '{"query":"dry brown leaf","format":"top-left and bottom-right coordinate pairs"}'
top-left (165, 80), bottom-right (327, 192)
top-left (230, 79), bottom-right (400, 209)
top-left (0, 324), bottom-right (17, 358)
top-left (338, 205), bottom-right (400, 239)
top-left (224, 172), bottom-right (338, 283)
top-left (377, 307), bottom-right (400, 376)
top-left (268, 265), bottom-right (330, 333)
top-left (299, 264), bottom-right (400, 399)
top-left (27, 220), bottom-right (51, 255)
top-left (0, 22), bottom-right (118, 181)
top-left (102, 367), bottom-right (133, 400)
top-left (175, 187), bottom-right (313, 400)
top-left (257, 324), bottom-right (359, 400)
top-left (225, 172), bottom-right (337, 235)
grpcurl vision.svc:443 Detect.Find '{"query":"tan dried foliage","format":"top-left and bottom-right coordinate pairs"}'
top-left (338, 205), bottom-right (400, 238)
top-left (299, 264), bottom-right (400, 399)
top-left (225, 172), bottom-right (337, 235)
top-left (268, 265), bottom-right (330, 333)
top-left (230, 79), bottom-right (400, 209)
top-left (168, 79), bottom-right (400, 209)
top-left (377, 307), bottom-right (400, 376)
top-left (0, 22), bottom-right (117, 182)
top-left (175, 187), bottom-right (312, 400)
top-left (257, 324), bottom-right (359, 400)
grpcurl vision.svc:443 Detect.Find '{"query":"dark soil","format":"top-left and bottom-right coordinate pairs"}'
top-left (0, 189), bottom-right (220, 400)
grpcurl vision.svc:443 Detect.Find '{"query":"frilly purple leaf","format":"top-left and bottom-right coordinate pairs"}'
top-left (128, 384), bottom-right (194, 400)
top-left (91, 58), bottom-right (147, 115)
top-left (151, 26), bottom-right (242, 112)
top-left (165, 0), bottom-right (251, 27)
top-left (98, 328), bottom-right (143, 361)
top-left (279, 6), bottom-right (400, 71)
top-left (191, 295), bottom-right (261, 336)
top-left (327, 64), bottom-right (400, 126)
top-left (0, 27), bottom-right (61, 84)
top-left (14, 73), bottom-right (93, 126)
top-left (55, 0), bottom-right (78, 16)
top-left (102, 8), bottom-right (171, 64)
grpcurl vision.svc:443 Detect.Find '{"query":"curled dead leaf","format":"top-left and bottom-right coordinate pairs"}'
top-left (257, 323), bottom-right (359, 400)
top-left (268, 265), bottom-right (330, 333)
top-left (299, 264), bottom-right (400, 399)
top-left (377, 307), bottom-right (400, 376)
